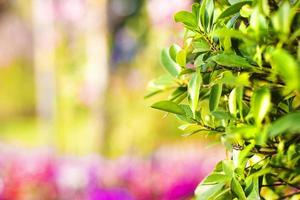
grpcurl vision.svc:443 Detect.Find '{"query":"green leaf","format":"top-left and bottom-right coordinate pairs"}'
top-left (195, 182), bottom-right (225, 200)
top-left (268, 112), bottom-right (300, 137)
top-left (179, 68), bottom-right (195, 76)
top-left (270, 49), bottom-right (300, 91)
top-left (222, 160), bottom-right (234, 177)
top-left (151, 101), bottom-right (185, 115)
top-left (231, 177), bottom-right (247, 200)
top-left (209, 83), bottom-right (223, 112)
top-left (212, 53), bottom-right (254, 68)
top-left (214, 188), bottom-right (232, 200)
top-left (271, 1), bottom-right (293, 39)
top-left (169, 44), bottom-right (181, 62)
top-left (169, 87), bottom-right (186, 101)
top-left (176, 49), bottom-right (186, 67)
top-left (192, 38), bottom-right (210, 53)
top-left (245, 177), bottom-right (260, 200)
top-left (194, 54), bottom-right (205, 67)
top-left (174, 11), bottom-right (197, 28)
top-left (229, 88), bottom-right (237, 116)
top-left (161, 48), bottom-right (181, 77)
top-left (202, 172), bottom-right (231, 184)
top-left (199, 0), bottom-right (214, 32)
top-left (251, 87), bottom-right (271, 124)
top-left (188, 68), bottom-right (202, 116)
top-left (218, 1), bottom-right (252, 20)
top-left (176, 105), bottom-right (196, 123)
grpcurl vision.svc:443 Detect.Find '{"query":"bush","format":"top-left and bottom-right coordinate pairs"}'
top-left (147, 0), bottom-right (300, 199)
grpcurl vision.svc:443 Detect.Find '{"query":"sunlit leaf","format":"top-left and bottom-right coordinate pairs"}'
top-left (151, 100), bottom-right (185, 115)
top-left (218, 1), bottom-right (252, 20)
top-left (212, 53), bottom-right (254, 68)
top-left (161, 48), bottom-right (181, 77)
top-left (231, 177), bottom-right (247, 200)
top-left (268, 112), bottom-right (300, 137)
top-left (188, 68), bottom-right (202, 116)
top-left (209, 83), bottom-right (223, 112)
top-left (251, 87), bottom-right (271, 124)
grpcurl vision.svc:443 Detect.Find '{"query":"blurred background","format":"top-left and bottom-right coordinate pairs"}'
top-left (0, 0), bottom-right (224, 199)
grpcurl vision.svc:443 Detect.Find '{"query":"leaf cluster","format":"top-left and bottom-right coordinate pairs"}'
top-left (147, 0), bottom-right (300, 199)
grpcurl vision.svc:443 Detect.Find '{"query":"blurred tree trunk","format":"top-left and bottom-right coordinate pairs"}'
top-left (32, 0), bottom-right (56, 147)
top-left (83, 0), bottom-right (109, 153)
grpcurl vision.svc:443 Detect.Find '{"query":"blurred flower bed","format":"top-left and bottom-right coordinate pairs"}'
top-left (0, 144), bottom-right (223, 200)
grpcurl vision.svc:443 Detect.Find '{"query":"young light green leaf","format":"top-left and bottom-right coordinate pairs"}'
top-left (202, 172), bottom-right (231, 184)
top-left (268, 112), bottom-right (300, 137)
top-left (195, 182), bottom-right (225, 200)
top-left (251, 87), bottom-right (271, 124)
top-left (270, 49), bottom-right (300, 91)
top-left (188, 68), bottom-right (202, 116)
top-left (231, 177), bottom-right (247, 200)
top-left (209, 83), bottom-right (223, 112)
top-left (169, 44), bottom-right (181, 62)
top-left (218, 1), bottom-right (252, 20)
top-left (212, 53), bottom-right (254, 68)
top-left (151, 100), bottom-right (185, 115)
top-left (229, 88), bottom-right (237, 116)
top-left (174, 11), bottom-right (197, 28)
top-left (161, 48), bottom-right (181, 77)
top-left (176, 49), bottom-right (186, 67)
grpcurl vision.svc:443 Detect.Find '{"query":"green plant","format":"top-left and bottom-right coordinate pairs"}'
top-left (146, 0), bottom-right (300, 199)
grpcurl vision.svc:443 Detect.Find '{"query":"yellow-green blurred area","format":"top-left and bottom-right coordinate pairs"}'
top-left (0, 0), bottom-right (212, 157)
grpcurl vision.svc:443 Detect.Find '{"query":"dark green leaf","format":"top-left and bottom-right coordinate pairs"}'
top-left (151, 101), bottom-right (185, 115)
top-left (209, 83), bottom-right (223, 111)
top-left (231, 177), bottom-right (247, 200)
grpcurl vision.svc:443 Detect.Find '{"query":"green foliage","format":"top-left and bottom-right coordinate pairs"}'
top-left (147, 0), bottom-right (300, 199)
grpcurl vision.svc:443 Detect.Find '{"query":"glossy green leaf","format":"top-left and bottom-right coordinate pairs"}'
top-left (176, 105), bottom-right (196, 123)
top-left (188, 68), bottom-right (202, 116)
top-left (231, 177), bottom-right (247, 200)
top-left (195, 182), bottom-right (225, 200)
top-left (268, 112), bottom-right (300, 137)
top-left (212, 53), bottom-right (253, 68)
top-left (218, 1), bottom-right (252, 20)
top-left (174, 11), bottom-right (197, 28)
top-left (202, 172), bottom-right (231, 184)
top-left (192, 38), bottom-right (210, 53)
top-left (251, 87), bottom-right (271, 124)
top-left (209, 83), bottom-right (222, 112)
top-left (161, 48), bottom-right (181, 77)
top-left (151, 100), bottom-right (185, 115)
